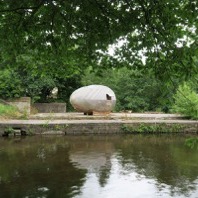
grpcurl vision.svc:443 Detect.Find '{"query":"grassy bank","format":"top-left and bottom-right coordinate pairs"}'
top-left (0, 104), bottom-right (21, 119)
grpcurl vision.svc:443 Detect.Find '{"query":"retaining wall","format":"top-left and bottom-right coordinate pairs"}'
top-left (6, 97), bottom-right (31, 115)
top-left (32, 103), bottom-right (66, 113)
top-left (0, 120), bottom-right (197, 136)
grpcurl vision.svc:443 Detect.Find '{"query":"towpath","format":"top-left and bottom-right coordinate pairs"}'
top-left (0, 113), bottom-right (197, 135)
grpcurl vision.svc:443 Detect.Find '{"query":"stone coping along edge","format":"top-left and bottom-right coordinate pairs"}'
top-left (0, 119), bottom-right (197, 136)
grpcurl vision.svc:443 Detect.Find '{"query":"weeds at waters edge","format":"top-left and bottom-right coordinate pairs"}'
top-left (4, 127), bottom-right (15, 136)
top-left (121, 123), bottom-right (184, 133)
top-left (42, 120), bottom-right (69, 133)
top-left (54, 124), bottom-right (69, 131)
top-left (185, 138), bottom-right (198, 149)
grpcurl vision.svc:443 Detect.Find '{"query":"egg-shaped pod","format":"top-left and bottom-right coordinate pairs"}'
top-left (70, 85), bottom-right (116, 114)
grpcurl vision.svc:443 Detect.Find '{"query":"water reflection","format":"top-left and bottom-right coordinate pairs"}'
top-left (0, 137), bottom-right (86, 198)
top-left (0, 135), bottom-right (197, 198)
top-left (114, 135), bottom-right (198, 198)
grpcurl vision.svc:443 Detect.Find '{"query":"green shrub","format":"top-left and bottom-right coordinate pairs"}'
top-left (0, 69), bottom-right (24, 99)
top-left (22, 74), bottom-right (56, 103)
top-left (172, 83), bottom-right (198, 119)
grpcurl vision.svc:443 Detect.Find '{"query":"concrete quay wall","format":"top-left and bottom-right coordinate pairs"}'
top-left (0, 120), bottom-right (197, 136)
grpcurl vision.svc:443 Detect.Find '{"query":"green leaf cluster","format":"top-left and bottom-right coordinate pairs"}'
top-left (0, 0), bottom-right (197, 80)
top-left (172, 83), bottom-right (198, 119)
top-left (0, 69), bottom-right (24, 99)
top-left (185, 138), bottom-right (198, 150)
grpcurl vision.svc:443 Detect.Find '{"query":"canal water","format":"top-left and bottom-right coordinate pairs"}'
top-left (0, 135), bottom-right (197, 198)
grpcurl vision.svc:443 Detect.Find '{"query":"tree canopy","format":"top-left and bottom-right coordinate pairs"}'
top-left (0, 0), bottom-right (197, 79)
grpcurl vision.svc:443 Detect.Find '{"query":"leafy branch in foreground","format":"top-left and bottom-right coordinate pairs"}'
top-left (0, 0), bottom-right (197, 80)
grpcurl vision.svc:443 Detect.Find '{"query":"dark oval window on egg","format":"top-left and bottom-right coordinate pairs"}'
top-left (106, 94), bottom-right (112, 100)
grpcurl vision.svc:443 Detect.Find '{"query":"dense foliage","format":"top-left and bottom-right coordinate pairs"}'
top-left (0, 1), bottom-right (197, 115)
top-left (0, 67), bottom-right (82, 106)
top-left (82, 67), bottom-right (174, 112)
top-left (172, 83), bottom-right (198, 119)
top-left (0, 69), bottom-right (24, 99)
top-left (0, 0), bottom-right (197, 77)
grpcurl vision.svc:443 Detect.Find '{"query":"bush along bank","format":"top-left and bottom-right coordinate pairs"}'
top-left (121, 123), bottom-right (198, 134)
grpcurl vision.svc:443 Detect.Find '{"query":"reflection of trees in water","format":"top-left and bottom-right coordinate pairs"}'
top-left (98, 156), bottom-right (112, 187)
top-left (115, 135), bottom-right (198, 197)
top-left (0, 136), bottom-right (118, 196)
top-left (1, 135), bottom-right (197, 197)
top-left (70, 152), bottom-right (112, 188)
top-left (0, 137), bottom-right (87, 198)
top-left (69, 136), bottom-right (116, 188)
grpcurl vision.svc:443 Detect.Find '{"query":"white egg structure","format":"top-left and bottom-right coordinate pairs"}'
top-left (70, 85), bottom-right (116, 114)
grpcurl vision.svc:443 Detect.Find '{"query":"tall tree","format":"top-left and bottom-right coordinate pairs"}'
top-left (0, 0), bottom-right (197, 79)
